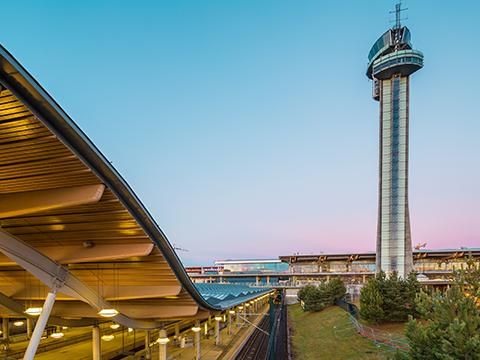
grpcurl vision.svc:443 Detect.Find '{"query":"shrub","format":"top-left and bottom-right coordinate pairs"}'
top-left (298, 278), bottom-right (346, 312)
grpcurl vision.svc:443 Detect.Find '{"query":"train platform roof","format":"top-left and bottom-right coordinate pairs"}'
top-left (195, 284), bottom-right (271, 307)
top-left (0, 44), bottom-right (269, 329)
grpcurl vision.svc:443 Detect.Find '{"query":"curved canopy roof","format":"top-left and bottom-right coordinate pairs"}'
top-left (0, 44), bottom-right (270, 329)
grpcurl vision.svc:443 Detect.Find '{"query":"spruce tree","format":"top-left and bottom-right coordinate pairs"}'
top-left (360, 276), bottom-right (384, 322)
top-left (360, 270), bottom-right (419, 323)
top-left (400, 259), bottom-right (480, 359)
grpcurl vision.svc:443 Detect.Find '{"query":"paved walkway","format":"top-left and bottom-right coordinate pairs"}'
top-left (0, 306), bottom-right (268, 359)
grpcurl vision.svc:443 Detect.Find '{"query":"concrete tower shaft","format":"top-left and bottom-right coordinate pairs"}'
top-left (367, 19), bottom-right (423, 278)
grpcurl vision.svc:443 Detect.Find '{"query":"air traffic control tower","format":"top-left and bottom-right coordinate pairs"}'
top-left (367, 4), bottom-right (423, 278)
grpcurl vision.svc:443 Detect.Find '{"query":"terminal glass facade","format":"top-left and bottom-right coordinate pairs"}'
top-left (216, 260), bottom-right (288, 274)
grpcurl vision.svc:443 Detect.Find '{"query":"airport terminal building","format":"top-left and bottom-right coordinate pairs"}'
top-left (187, 248), bottom-right (480, 287)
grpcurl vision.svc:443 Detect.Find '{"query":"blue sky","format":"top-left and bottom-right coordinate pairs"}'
top-left (2, 0), bottom-right (479, 264)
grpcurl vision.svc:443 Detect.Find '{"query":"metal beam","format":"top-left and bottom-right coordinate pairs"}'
top-left (0, 184), bottom-right (105, 218)
top-left (0, 229), bottom-right (166, 329)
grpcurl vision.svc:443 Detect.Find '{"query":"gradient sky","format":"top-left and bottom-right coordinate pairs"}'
top-left (1, 1), bottom-right (479, 265)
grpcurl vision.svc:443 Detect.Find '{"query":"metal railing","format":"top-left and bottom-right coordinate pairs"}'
top-left (335, 298), bottom-right (410, 353)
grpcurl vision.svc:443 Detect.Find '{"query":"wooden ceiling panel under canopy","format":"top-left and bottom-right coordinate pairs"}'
top-left (0, 44), bottom-right (234, 329)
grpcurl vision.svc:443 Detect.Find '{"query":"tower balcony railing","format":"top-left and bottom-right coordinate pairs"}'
top-left (372, 49), bottom-right (424, 79)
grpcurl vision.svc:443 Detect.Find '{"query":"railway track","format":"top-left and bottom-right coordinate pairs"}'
top-left (235, 315), bottom-right (270, 360)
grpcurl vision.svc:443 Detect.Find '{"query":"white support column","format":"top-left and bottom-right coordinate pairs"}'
top-left (214, 316), bottom-right (221, 346)
top-left (92, 325), bottom-right (100, 360)
top-left (236, 307), bottom-right (241, 326)
top-left (193, 320), bottom-right (201, 360)
top-left (23, 291), bottom-right (56, 360)
top-left (2, 318), bottom-right (8, 350)
top-left (145, 330), bottom-right (151, 359)
top-left (256, 276), bottom-right (259, 286)
top-left (266, 276), bottom-right (270, 285)
top-left (157, 329), bottom-right (169, 360)
top-left (228, 310), bottom-right (234, 335)
top-left (26, 318), bottom-right (33, 339)
top-left (174, 323), bottom-right (180, 343)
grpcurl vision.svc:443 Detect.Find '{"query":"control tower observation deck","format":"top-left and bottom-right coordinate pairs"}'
top-left (367, 4), bottom-right (424, 278)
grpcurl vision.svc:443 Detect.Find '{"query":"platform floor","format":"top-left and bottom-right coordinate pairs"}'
top-left (0, 306), bottom-right (268, 359)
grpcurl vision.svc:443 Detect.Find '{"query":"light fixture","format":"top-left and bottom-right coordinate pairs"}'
top-left (24, 307), bottom-right (43, 316)
top-left (128, 327), bottom-right (133, 333)
top-left (13, 321), bottom-right (24, 327)
top-left (62, 326), bottom-right (69, 330)
top-left (245, 303), bottom-right (250, 307)
top-left (98, 308), bottom-right (119, 318)
top-left (101, 334), bottom-right (115, 342)
top-left (238, 306), bottom-right (244, 310)
top-left (229, 310), bottom-right (235, 314)
top-left (191, 326), bottom-right (201, 333)
top-left (110, 324), bottom-right (120, 330)
top-left (157, 336), bottom-right (170, 345)
top-left (214, 316), bottom-right (222, 321)
top-left (50, 332), bottom-right (64, 339)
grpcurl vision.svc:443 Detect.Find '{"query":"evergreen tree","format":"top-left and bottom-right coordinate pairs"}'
top-left (360, 270), bottom-right (419, 323)
top-left (399, 260), bottom-right (480, 359)
top-left (327, 277), bottom-right (347, 302)
top-left (360, 276), bottom-right (384, 322)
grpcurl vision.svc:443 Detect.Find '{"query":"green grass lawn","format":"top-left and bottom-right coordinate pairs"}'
top-left (365, 320), bottom-right (406, 338)
top-left (288, 305), bottom-right (399, 360)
